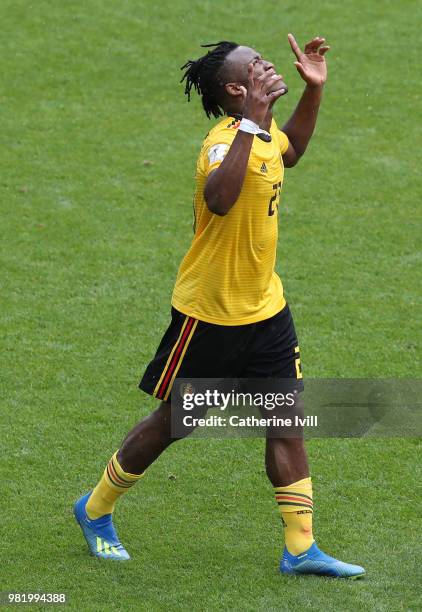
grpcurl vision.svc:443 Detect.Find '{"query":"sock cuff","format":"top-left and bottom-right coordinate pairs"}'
top-left (274, 477), bottom-right (312, 493)
top-left (112, 451), bottom-right (144, 481)
top-left (274, 477), bottom-right (313, 513)
top-left (103, 451), bottom-right (144, 491)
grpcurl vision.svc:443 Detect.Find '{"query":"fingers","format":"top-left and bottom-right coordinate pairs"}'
top-left (304, 37), bottom-right (325, 54)
top-left (239, 85), bottom-right (247, 100)
top-left (255, 68), bottom-right (276, 83)
top-left (256, 67), bottom-right (275, 81)
top-left (255, 67), bottom-right (279, 91)
top-left (267, 88), bottom-right (286, 104)
top-left (247, 62), bottom-right (255, 86)
top-left (287, 33), bottom-right (302, 60)
top-left (291, 34), bottom-right (330, 57)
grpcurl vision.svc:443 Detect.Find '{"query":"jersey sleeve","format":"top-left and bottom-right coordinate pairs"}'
top-left (201, 128), bottom-right (236, 176)
top-left (270, 118), bottom-right (290, 156)
top-left (278, 130), bottom-right (290, 155)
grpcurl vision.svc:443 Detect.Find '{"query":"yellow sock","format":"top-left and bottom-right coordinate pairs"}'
top-left (274, 477), bottom-right (315, 556)
top-left (86, 451), bottom-right (143, 519)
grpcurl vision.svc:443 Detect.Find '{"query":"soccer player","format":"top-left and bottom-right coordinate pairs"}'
top-left (74, 34), bottom-right (365, 578)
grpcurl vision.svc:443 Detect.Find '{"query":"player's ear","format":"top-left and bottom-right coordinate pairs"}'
top-left (224, 82), bottom-right (245, 99)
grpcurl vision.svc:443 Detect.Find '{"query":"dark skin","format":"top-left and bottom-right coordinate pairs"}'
top-left (205, 34), bottom-right (329, 215)
top-left (118, 34), bottom-right (330, 487)
top-left (118, 400), bottom-right (308, 486)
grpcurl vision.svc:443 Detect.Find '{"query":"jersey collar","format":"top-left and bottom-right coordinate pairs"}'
top-left (228, 113), bottom-right (272, 143)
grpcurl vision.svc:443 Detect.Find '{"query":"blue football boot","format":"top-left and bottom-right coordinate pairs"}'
top-left (280, 542), bottom-right (365, 578)
top-left (74, 492), bottom-right (130, 560)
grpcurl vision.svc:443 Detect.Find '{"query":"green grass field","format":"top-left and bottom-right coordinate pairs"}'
top-left (1, 0), bottom-right (421, 610)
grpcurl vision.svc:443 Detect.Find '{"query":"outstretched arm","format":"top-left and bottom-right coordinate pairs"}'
top-left (282, 34), bottom-right (330, 168)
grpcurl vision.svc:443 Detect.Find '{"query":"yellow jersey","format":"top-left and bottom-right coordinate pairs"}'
top-left (171, 115), bottom-right (289, 326)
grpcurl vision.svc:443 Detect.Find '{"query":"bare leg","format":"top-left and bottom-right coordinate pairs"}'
top-left (116, 396), bottom-right (309, 484)
top-left (117, 401), bottom-right (176, 474)
top-left (265, 437), bottom-right (309, 486)
top-left (263, 393), bottom-right (309, 486)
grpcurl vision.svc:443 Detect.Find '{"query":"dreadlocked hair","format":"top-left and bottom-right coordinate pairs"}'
top-left (180, 41), bottom-right (239, 119)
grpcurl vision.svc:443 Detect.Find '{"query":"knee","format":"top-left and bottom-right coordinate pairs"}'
top-left (120, 402), bottom-right (173, 450)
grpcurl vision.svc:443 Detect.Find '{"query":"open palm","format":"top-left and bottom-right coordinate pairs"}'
top-left (288, 34), bottom-right (330, 87)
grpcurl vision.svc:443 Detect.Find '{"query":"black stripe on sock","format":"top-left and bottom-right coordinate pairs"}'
top-left (111, 457), bottom-right (136, 485)
top-left (275, 491), bottom-right (313, 502)
top-left (106, 464), bottom-right (133, 489)
top-left (277, 501), bottom-right (313, 509)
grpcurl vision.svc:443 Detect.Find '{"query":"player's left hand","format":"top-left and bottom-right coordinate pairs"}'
top-left (287, 34), bottom-right (330, 87)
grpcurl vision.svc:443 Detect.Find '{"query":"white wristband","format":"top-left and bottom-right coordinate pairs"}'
top-left (238, 117), bottom-right (271, 139)
top-left (238, 118), bottom-right (260, 134)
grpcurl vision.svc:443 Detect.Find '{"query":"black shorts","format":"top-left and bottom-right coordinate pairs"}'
top-left (139, 304), bottom-right (303, 402)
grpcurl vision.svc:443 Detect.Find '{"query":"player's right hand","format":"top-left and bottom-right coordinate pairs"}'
top-left (241, 63), bottom-right (286, 126)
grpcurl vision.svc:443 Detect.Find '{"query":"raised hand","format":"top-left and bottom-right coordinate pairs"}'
top-left (288, 34), bottom-right (330, 87)
top-left (241, 63), bottom-right (286, 126)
